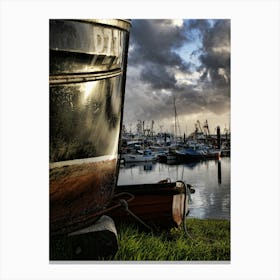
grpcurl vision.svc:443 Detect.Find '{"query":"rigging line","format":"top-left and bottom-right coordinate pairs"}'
top-left (177, 182), bottom-right (223, 244)
top-left (177, 180), bottom-right (193, 240)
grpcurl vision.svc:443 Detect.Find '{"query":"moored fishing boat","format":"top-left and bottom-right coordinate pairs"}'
top-left (157, 152), bottom-right (177, 163)
top-left (121, 149), bottom-right (157, 163)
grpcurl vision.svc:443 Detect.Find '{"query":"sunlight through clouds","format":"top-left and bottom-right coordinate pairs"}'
top-left (123, 19), bottom-right (230, 134)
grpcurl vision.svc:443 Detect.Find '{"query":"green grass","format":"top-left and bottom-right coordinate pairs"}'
top-left (112, 219), bottom-right (230, 261)
top-left (50, 218), bottom-right (230, 261)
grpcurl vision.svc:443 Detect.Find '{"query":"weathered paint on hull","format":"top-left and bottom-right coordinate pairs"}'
top-left (111, 182), bottom-right (189, 228)
top-left (50, 158), bottom-right (117, 235)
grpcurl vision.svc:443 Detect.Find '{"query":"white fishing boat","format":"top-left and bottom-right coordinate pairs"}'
top-left (121, 149), bottom-right (157, 163)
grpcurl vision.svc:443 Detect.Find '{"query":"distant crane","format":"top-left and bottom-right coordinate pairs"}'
top-left (151, 120), bottom-right (154, 136)
top-left (137, 120), bottom-right (144, 136)
top-left (224, 124), bottom-right (230, 134)
top-left (224, 124), bottom-right (230, 140)
top-left (203, 120), bottom-right (210, 136)
top-left (196, 120), bottom-right (203, 134)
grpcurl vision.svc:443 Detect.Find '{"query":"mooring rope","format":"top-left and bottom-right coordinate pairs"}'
top-left (176, 180), bottom-right (194, 239)
top-left (119, 199), bottom-right (154, 231)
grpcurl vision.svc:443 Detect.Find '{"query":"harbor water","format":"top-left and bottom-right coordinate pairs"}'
top-left (117, 157), bottom-right (230, 220)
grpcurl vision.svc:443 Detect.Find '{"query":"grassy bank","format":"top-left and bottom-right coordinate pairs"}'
top-left (113, 218), bottom-right (230, 261)
top-left (50, 218), bottom-right (230, 261)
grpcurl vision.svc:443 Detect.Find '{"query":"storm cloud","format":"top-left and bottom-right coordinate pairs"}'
top-left (123, 19), bottom-right (230, 134)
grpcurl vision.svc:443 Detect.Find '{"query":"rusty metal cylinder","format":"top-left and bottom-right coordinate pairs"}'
top-left (49, 19), bottom-right (130, 235)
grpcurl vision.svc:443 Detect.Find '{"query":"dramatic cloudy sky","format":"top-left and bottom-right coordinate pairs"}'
top-left (123, 19), bottom-right (230, 135)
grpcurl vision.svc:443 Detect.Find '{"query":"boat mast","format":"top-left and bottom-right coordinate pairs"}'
top-left (173, 94), bottom-right (181, 145)
top-left (173, 95), bottom-right (177, 145)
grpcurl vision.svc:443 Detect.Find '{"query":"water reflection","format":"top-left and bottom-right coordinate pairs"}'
top-left (121, 161), bottom-right (154, 170)
top-left (118, 158), bottom-right (230, 220)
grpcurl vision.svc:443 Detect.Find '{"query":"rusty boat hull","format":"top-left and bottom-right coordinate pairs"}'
top-left (49, 19), bottom-right (130, 236)
top-left (50, 157), bottom-right (118, 235)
